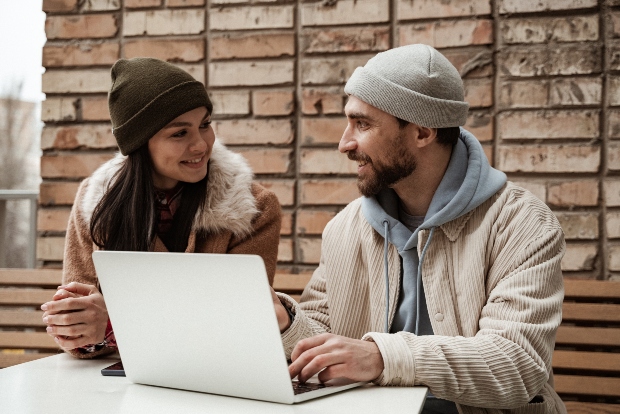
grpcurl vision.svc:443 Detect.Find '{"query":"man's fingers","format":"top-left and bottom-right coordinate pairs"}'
top-left (297, 352), bottom-right (340, 383)
top-left (57, 282), bottom-right (97, 297)
top-left (53, 335), bottom-right (90, 351)
top-left (290, 333), bottom-right (331, 362)
top-left (43, 310), bottom-right (83, 327)
top-left (317, 364), bottom-right (346, 383)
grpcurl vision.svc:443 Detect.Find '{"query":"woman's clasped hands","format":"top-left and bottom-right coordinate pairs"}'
top-left (41, 282), bottom-right (109, 351)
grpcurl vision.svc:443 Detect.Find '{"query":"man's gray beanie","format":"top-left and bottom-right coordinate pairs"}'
top-left (344, 44), bottom-right (469, 128)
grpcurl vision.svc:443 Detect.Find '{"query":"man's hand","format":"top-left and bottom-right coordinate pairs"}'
top-left (289, 333), bottom-right (384, 383)
top-left (41, 282), bottom-right (109, 351)
top-left (271, 287), bottom-right (291, 333)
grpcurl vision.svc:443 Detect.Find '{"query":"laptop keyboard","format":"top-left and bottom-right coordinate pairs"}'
top-left (292, 380), bottom-right (333, 395)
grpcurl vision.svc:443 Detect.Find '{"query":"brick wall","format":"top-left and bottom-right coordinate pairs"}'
top-left (39, 0), bottom-right (619, 280)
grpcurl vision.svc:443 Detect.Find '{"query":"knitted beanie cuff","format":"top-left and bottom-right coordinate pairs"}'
top-left (344, 67), bottom-right (469, 128)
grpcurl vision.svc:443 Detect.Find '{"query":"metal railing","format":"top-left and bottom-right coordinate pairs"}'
top-left (0, 189), bottom-right (38, 268)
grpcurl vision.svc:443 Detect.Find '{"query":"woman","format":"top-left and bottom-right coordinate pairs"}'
top-left (41, 58), bottom-right (282, 359)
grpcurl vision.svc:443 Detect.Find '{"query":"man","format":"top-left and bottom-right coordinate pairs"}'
top-left (272, 44), bottom-right (566, 414)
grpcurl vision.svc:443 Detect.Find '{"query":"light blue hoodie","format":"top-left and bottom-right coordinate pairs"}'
top-left (361, 128), bottom-right (507, 336)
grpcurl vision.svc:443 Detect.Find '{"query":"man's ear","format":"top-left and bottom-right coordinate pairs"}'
top-left (414, 126), bottom-right (437, 149)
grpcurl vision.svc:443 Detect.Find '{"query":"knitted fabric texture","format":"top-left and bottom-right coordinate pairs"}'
top-left (108, 57), bottom-right (213, 155)
top-left (344, 44), bottom-right (469, 128)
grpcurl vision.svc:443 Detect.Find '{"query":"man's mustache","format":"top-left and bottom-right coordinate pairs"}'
top-left (347, 152), bottom-right (371, 163)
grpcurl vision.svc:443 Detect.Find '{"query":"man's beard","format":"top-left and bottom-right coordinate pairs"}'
top-left (348, 136), bottom-right (416, 197)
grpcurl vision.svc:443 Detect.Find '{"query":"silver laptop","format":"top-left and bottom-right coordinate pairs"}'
top-left (92, 251), bottom-right (364, 404)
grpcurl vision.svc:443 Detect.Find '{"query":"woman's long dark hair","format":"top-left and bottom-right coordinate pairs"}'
top-left (90, 144), bottom-right (208, 253)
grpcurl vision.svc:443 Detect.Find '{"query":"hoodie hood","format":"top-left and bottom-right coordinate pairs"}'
top-left (362, 128), bottom-right (506, 251)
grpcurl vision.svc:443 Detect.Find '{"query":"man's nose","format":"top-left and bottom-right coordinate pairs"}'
top-left (339, 125), bottom-right (356, 153)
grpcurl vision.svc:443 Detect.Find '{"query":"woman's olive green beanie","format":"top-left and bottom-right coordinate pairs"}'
top-left (108, 57), bottom-right (213, 155)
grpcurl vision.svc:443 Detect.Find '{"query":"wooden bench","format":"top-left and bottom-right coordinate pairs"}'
top-left (0, 268), bottom-right (62, 368)
top-left (554, 279), bottom-right (620, 413)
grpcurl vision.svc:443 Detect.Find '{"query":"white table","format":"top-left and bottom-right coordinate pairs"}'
top-left (0, 354), bottom-right (427, 414)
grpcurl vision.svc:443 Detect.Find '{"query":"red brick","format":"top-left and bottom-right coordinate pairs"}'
top-left (482, 145), bottom-right (493, 165)
top-left (210, 91), bottom-right (250, 116)
top-left (257, 180), bottom-right (295, 207)
top-left (609, 77), bottom-right (620, 107)
top-left (210, 6), bottom-right (294, 31)
top-left (498, 110), bottom-right (599, 140)
top-left (252, 90), bottom-right (294, 116)
top-left (301, 56), bottom-right (371, 85)
top-left (300, 149), bottom-right (355, 175)
top-left (296, 210), bottom-right (336, 235)
top-left (41, 124), bottom-right (116, 150)
top-left (399, 19), bottom-right (493, 48)
top-left (82, 96), bottom-right (111, 121)
top-left (302, 87), bottom-right (345, 115)
top-left (42, 69), bottom-right (111, 94)
top-left (37, 237), bottom-right (65, 262)
top-left (213, 119), bottom-right (293, 145)
top-left (512, 180), bottom-right (546, 202)
top-left (41, 154), bottom-right (115, 179)
top-left (605, 180), bottom-right (620, 207)
top-left (609, 142), bottom-right (620, 172)
top-left (167, 0), bottom-right (204, 6)
top-left (298, 238), bottom-right (321, 264)
top-left (234, 148), bottom-right (292, 174)
top-left (554, 212), bottom-right (599, 240)
top-left (397, 0), bottom-right (491, 20)
top-left (499, 45), bottom-right (601, 77)
top-left (38, 208), bottom-right (71, 232)
top-left (609, 40), bottom-right (620, 71)
top-left (39, 182), bottom-right (81, 206)
top-left (608, 110), bottom-right (620, 138)
top-left (301, 117), bottom-right (346, 145)
top-left (613, 11), bottom-right (620, 37)
top-left (124, 39), bottom-right (205, 62)
top-left (499, 0), bottom-right (597, 14)
top-left (465, 112), bottom-right (493, 142)
top-left (209, 61), bottom-right (294, 87)
top-left (464, 78), bottom-right (493, 108)
top-left (302, 27), bottom-right (389, 54)
top-left (561, 243), bottom-right (598, 272)
top-left (43, 0), bottom-right (78, 12)
top-left (43, 42), bottom-right (119, 67)
top-left (442, 48), bottom-right (493, 79)
top-left (83, 0), bottom-right (121, 10)
top-left (278, 239), bottom-right (293, 263)
top-left (301, 0), bottom-right (389, 26)
top-left (501, 15), bottom-right (598, 44)
top-left (45, 15), bottom-right (118, 39)
top-left (300, 179), bottom-right (358, 205)
top-left (498, 145), bottom-right (600, 173)
top-left (607, 212), bottom-right (620, 239)
top-left (124, 9), bottom-right (205, 36)
top-left (280, 212), bottom-right (293, 236)
top-left (41, 98), bottom-right (77, 122)
top-left (550, 78), bottom-right (602, 106)
top-left (547, 180), bottom-right (599, 207)
top-left (210, 33), bottom-right (294, 60)
top-left (610, 245), bottom-right (620, 271)
top-left (126, 0), bottom-right (162, 7)
top-left (500, 80), bottom-right (549, 109)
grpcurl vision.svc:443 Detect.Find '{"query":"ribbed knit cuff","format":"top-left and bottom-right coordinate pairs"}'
top-left (276, 292), bottom-right (305, 359)
top-left (362, 332), bottom-right (416, 386)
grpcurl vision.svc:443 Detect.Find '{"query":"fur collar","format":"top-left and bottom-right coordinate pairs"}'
top-left (80, 140), bottom-right (258, 237)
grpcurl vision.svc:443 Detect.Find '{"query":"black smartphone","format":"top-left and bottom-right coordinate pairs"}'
top-left (101, 361), bottom-right (125, 377)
